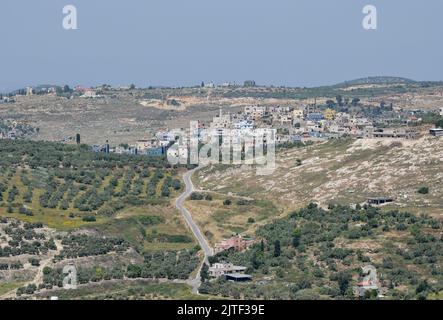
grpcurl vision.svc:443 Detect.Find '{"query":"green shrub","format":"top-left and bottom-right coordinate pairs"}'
top-left (417, 187), bottom-right (429, 194)
top-left (82, 216), bottom-right (96, 222)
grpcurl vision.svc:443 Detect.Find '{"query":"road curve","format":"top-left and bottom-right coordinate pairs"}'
top-left (176, 166), bottom-right (213, 264)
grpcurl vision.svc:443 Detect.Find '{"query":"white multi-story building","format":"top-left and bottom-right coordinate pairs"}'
top-left (292, 108), bottom-right (304, 119)
top-left (136, 139), bottom-right (157, 152)
top-left (244, 106), bottom-right (266, 119)
top-left (280, 114), bottom-right (293, 126)
top-left (167, 144), bottom-right (189, 161)
top-left (335, 112), bottom-right (351, 125)
top-left (210, 109), bottom-right (232, 129)
top-left (82, 89), bottom-right (99, 98)
top-left (221, 82), bottom-right (235, 87)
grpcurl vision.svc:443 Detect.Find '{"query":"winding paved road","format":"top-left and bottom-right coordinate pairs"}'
top-left (176, 167), bottom-right (214, 263)
top-left (175, 166), bottom-right (214, 293)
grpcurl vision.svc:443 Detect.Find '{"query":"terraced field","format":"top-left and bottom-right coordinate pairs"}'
top-left (0, 140), bottom-right (205, 299)
top-left (0, 140), bottom-right (198, 250)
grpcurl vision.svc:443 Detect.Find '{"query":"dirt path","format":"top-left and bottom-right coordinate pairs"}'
top-left (0, 239), bottom-right (63, 299)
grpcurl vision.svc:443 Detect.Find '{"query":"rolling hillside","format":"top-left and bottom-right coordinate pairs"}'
top-left (191, 135), bottom-right (443, 244)
top-left (192, 136), bottom-right (442, 300)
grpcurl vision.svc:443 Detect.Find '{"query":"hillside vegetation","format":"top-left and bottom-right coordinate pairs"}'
top-left (0, 140), bottom-right (187, 236)
top-left (202, 204), bottom-right (442, 300)
top-left (0, 140), bottom-right (205, 299)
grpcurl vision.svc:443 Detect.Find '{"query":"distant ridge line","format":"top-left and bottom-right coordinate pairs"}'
top-left (336, 76), bottom-right (416, 87)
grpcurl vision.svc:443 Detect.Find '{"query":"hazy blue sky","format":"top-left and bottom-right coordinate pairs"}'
top-left (1, 0), bottom-right (442, 91)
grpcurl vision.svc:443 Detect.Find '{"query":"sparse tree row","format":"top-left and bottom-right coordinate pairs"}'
top-left (30, 248), bottom-right (200, 294)
top-left (0, 140), bottom-right (169, 169)
top-left (0, 260), bottom-right (23, 270)
top-left (54, 234), bottom-right (128, 261)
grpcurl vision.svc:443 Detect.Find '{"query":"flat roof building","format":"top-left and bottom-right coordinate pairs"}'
top-left (225, 273), bottom-right (252, 282)
top-left (367, 197), bottom-right (394, 205)
top-left (429, 128), bottom-right (443, 137)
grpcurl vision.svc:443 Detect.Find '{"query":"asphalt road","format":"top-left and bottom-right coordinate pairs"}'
top-left (176, 166), bottom-right (214, 264)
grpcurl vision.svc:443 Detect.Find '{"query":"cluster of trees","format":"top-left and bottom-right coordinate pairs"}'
top-left (96, 200), bottom-right (125, 217)
top-left (324, 95), bottom-right (395, 116)
top-left (199, 277), bottom-right (321, 300)
top-left (190, 192), bottom-right (212, 201)
top-left (422, 112), bottom-right (443, 129)
top-left (0, 222), bottom-right (55, 257)
top-left (28, 257), bottom-right (41, 266)
top-left (18, 206), bottom-right (33, 216)
top-left (203, 204), bottom-right (442, 300)
top-left (16, 284), bottom-right (37, 296)
top-left (81, 216), bottom-right (96, 222)
top-left (73, 188), bottom-right (106, 212)
top-left (0, 120), bottom-right (38, 139)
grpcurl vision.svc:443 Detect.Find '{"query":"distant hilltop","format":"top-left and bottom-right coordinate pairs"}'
top-left (336, 76), bottom-right (416, 87)
top-left (7, 76), bottom-right (443, 94)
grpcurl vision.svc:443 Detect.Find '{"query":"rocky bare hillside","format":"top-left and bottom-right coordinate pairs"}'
top-left (195, 136), bottom-right (443, 217)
